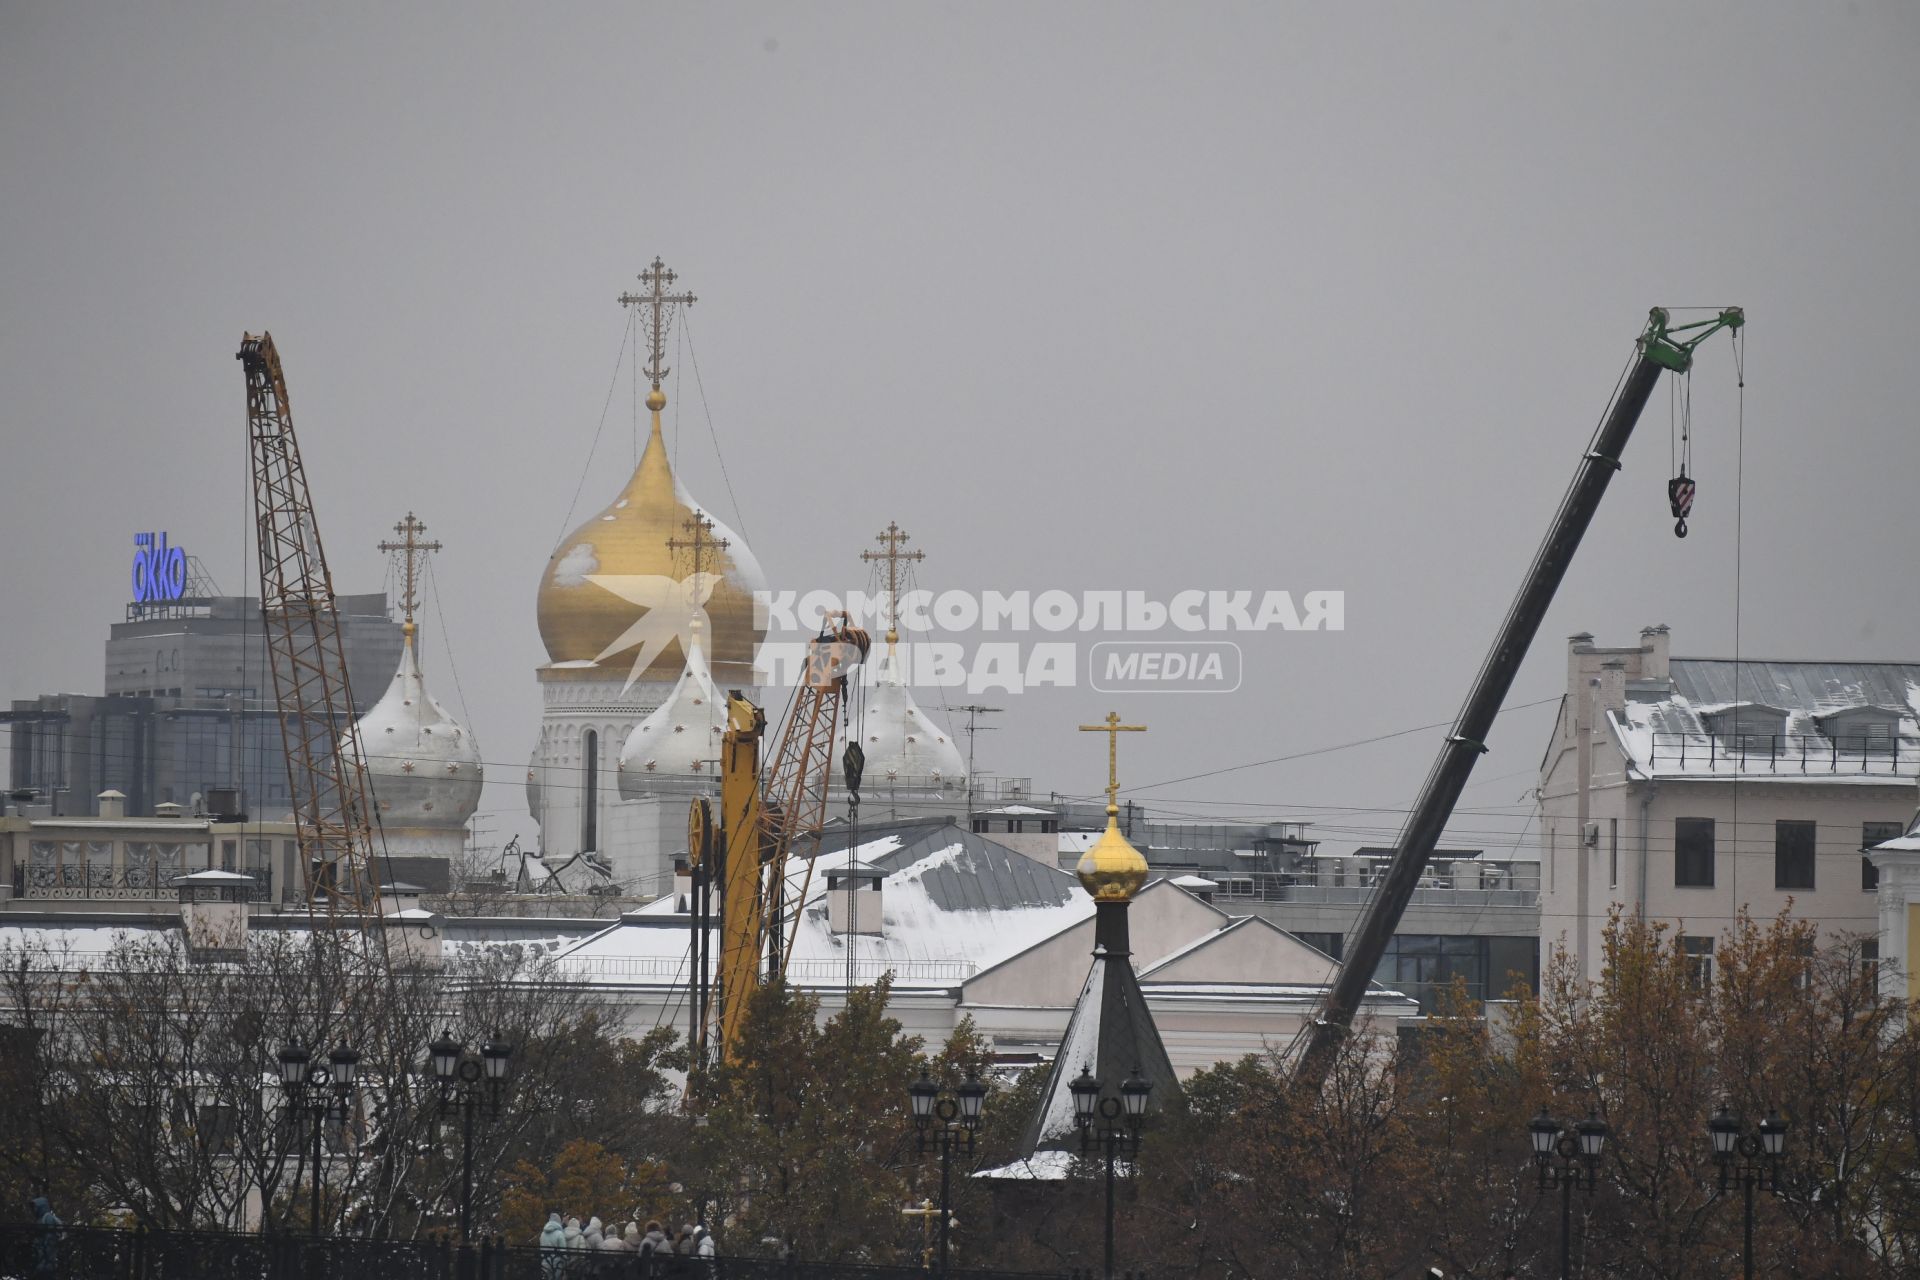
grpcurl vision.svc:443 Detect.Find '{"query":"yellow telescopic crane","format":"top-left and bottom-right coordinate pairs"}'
top-left (701, 613), bottom-right (870, 1059)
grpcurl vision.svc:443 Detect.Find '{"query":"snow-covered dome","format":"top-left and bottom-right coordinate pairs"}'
top-left (860, 649), bottom-right (966, 786)
top-left (618, 618), bottom-right (725, 795)
top-left (357, 622), bottom-right (484, 831)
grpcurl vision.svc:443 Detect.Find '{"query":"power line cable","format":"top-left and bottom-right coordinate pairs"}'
top-left (676, 311), bottom-right (748, 542)
top-left (1122, 695), bottom-right (1564, 794)
top-left (550, 310), bottom-right (636, 552)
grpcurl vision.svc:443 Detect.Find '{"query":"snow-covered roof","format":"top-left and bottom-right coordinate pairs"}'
top-left (544, 827), bottom-right (1092, 990)
top-left (974, 1150), bottom-right (1129, 1181)
top-left (1609, 661), bottom-right (1920, 782)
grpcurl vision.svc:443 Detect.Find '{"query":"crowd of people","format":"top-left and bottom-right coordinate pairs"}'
top-left (538, 1213), bottom-right (716, 1274)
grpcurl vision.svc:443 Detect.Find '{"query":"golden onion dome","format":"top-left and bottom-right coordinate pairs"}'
top-left (1076, 812), bottom-right (1149, 902)
top-left (536, 401), bottom-right (766, 682)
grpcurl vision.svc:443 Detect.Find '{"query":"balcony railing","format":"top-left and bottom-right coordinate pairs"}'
top-left (18, 866), bottom-right (274, 902)
top-left (1209, 868), bottom-right (1539, 908)
top-left (1647, 732), bottom-right (1905, 775)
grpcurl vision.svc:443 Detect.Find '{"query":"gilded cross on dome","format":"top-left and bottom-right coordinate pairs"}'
top-left (1078, 711), bottom-right (1146, 816)
top-left (667, 514), bottom-right (729, 582)
top-left (860, 521), bottom-right (925, 645)
top-left (377, 512), bottom-right (442, 630)
top-left (618, 257), bottom-right (697, 393)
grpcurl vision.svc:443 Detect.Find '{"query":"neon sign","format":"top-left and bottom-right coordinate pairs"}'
top-left (132, 532), bottom-right (187, 604)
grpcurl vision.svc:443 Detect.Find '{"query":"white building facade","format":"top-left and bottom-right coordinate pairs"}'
top-left (1539, 626), bottom-right (1916, 983)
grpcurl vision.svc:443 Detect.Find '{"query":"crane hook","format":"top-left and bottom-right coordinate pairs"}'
top-left (1668, 473), bottom-right (1695, 538)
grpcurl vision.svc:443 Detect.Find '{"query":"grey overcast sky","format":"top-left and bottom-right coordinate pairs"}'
top-left (3, 2), bottom-right (1917, 856)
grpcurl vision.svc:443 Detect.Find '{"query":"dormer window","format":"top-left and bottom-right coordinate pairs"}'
top-left (1700, 703), bottom-right (1787, 748)
top-left (1815, 706), bottom-right (1903, 755)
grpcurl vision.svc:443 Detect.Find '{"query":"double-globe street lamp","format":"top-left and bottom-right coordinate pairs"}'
top-left (1529, 1108), bottom-right (1609, 1280)
top-left (428, 1028), bottom-right (515, 1244)
top-left (1069, 1066), bottom-right (1152, 1280)
top-left (1707, 1103), bottom-right (1788, 1280)
top-left (909, 1067), bottom-right (987, 1280)
top-left (276, 1040), bottom-right (361, 1237)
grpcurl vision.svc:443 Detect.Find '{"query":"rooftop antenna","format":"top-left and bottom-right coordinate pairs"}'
top-left (954, 704), bottom-right (1002, 814)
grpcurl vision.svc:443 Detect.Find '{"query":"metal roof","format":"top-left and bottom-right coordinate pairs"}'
top-left (1669, 659), bottom-right (1920, 715)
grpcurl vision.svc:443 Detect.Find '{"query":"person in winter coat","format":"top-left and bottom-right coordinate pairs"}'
top-left (564, 1217), bottom-right (585, 1250)
top-left (584, 1218), bottom-right (605, 1250)
top-left (623, 1223), bottom-right (642, 1249)
top-left (540, 1213), bottom-right (569, 1280)
top-left (693, 1225), bottom-right (716, 1261)
top-left (675, 1224), bottom-right (698, 1256)
top-left (29, 1197), bottom-right (62, 1280)
top-left (599, 1224), bottom-right (631, 1253)
top-left (637, 1220), bottom-right (673, 1264)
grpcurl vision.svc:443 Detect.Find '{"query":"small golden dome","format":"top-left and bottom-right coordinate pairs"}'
top-left (1076, 815), bottom-right (1149, 902)
top-left (537, 399), bottom-right (765, 680)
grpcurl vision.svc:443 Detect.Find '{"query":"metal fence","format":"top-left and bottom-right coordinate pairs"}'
top-left (1646, 731), bottom-right (1906, 775)
top-left (0, 1226), bottom-right (1083, 1280)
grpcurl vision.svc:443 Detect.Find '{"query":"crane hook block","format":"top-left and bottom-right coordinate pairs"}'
top-left (1668, 473), bottom-right (1696, 538)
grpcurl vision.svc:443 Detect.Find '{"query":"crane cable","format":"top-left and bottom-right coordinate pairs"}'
top-left (1668, 364), bottom-right (1696, 537)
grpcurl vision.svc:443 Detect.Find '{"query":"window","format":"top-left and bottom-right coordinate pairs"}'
top-left (1683, 936), bottom-right (1714, 991)
top-left (1675, 818), bottom-right (1715, 887)
top-left (1608, 818), bottom-right (1619, 891)
top-left (581, 730), bottom-right (598, 853)
top-left (1372, 935), bottom-right (1490, 1013)
top-left (1775, 820), bottom-right (1816, 891)
top-left (1863, 821), bottom-right (1903, 892)
top-left (1862, 938), bottom-right (1880, 994)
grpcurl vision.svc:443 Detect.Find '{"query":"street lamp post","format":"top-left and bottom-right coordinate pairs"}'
top-left (275, 1039), bottom-right (360, 1237)
top-left (1529, 1107), bottom-right (1608, 1280)
top-left (909, 1067), bottom-right (987, 1280)
top-left (428, 1028), bottom-right (514, 1244)
top-left (1707, 1104), bottom-right (1788, 1280)
top-left (1069, 1066), bottom-right (1152, 1280)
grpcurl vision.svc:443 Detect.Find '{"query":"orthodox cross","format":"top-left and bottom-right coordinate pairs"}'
top-left (860, 521), bottom-right (925, 643)
top-left (617, 257), bottom-right (697, 390)
top-left (376, 512), bottom-right (441, 627)
top-left (666, 513), bottom-right (729, 583)
top-left (900, 1198), bottom-right (954, 1267)
top-left (1078, 711), bottom-right (1146, 814)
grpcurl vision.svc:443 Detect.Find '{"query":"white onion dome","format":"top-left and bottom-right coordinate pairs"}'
top-left (357, 622), bottom-right (484, 829)
top-left (618, 617), bottom-right (724, 795)
top-left (859, 649), bottom-right (966, 785)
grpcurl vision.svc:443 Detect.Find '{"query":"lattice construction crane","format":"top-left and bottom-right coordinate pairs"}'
top-left (237, 333), bottom-right (389, 943)
top-left (699, 612), bottom-right (870, 1060)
